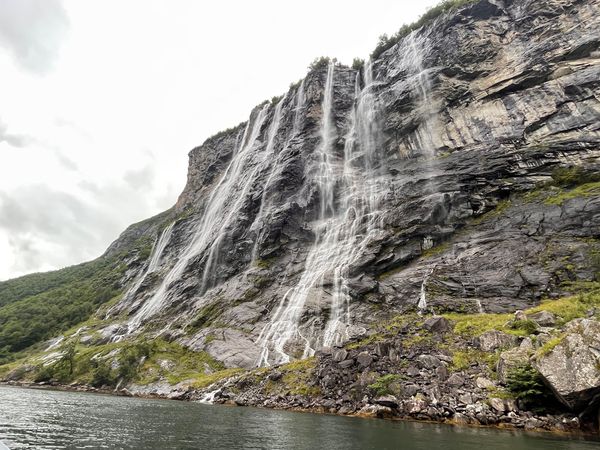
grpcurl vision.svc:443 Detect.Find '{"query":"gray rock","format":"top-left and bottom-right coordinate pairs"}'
top-left (475, 377), bottom-right (495, 389)
top-left (416, 355), bottom-right (442, 369)
top-left (458, 393), bottom-right (474, 405)
top-left (374, 342), bottom-right (390, 357)
top-left (356, 352), bottom-right (373, 368)
top-left (338, 359), bottom-right (355, 369)
top-left (497, 346), bottom-right (533, 383)
top-left (422, 316), bottom-right (451, 334)
top-left (533, 319), bottom-right (600, 411)
top-left (514, 311), bottom-right (527, 322)
top-left (406, 366), bottom-right (420, 377)
top-left (476, 330), bottom-right (519, 352)
top-left (267, 371), bottom-right (283, 381)
top-left (489, 397), bottom-right (517, 414)
top-left (402, 384), bottom-right (419, 397)
top-left (435, 365), bottom-right (449, 380)
top-left (527, 311), bottom-right (557, 327)
top-left (332, 349), bottom-right (348, 362)
top-left (374, 395), bottom-right (399, 408)
top-left (447, 373), bottom-right (465, 387)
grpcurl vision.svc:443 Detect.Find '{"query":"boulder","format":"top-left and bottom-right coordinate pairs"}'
top-left (267, 371), bottom-right (283, 381)
top-left (476, 377), bottom-right (495, 389)
top-left (338, 359), bottom-right (354, 369)
top-left (356, 352), bottom-right (373, 368)
top-left (435, 365), bottom-right (448, 380)
top-left (447, 373), bottom-right (465, 387)
top-left (332, 348), bottom-right (348, 362)
top-left (489, 397), bottom-right (517, 413)
top-left (527, 310), bottom-right (556, 327)
top-left (497, 346), bottom-right (533, 383)
top-left (374, 395), bottom-right (399, 408)
top-left (402, 384), bottom-right (419, 397)
top-left (514, 310), bottom-right (527, 321)
top-left (533, 319), bottom-right (600, 411)
top-left (476, 330), bottom-right (519, 352)
top-left (357, 404), bottom-right (394, 418)
top-left (416, 354), bottom-right (443, 369)
top-left (422, 316), bottom-right (451, 334)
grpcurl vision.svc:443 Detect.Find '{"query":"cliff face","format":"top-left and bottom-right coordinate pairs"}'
top-left (97, 0), bottom-right (600, 369)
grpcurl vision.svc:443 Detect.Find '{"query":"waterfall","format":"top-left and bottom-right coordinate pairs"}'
top-left (250, 90), bottom-right (297, 262)
top-left (251, 82), bottom-right (307, 263)
top-left (418, 266), bottom-right (435, 314)
top-left (399, 31), bottom-right (437, 156)
top-left (198, 388), bottom-right (221, 404)
top-left (148, 222), bottom-right (176, 273)
top-left (126, 105), bottom-right (271, 331)
top-left (115, 221), bottom-right (175, 313)
top-left (256, 61), bottom-right (386, 366)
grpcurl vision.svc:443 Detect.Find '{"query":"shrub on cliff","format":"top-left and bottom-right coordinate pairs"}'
top-left (371, 0), bottom-right (478, 60)
top-left (308, 56), bottom-right (338, 71)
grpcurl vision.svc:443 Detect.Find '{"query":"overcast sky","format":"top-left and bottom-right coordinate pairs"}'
top-left (0, 0), bottom-right (439, 281)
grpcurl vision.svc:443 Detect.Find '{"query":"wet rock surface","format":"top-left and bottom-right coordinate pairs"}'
top-left (534, 319), bottom-right (600, 412)
top-left (4, 0), bottom-right (600, 438)
top-left (96, 0), bottom-right (600, 369)
top-left (187, 313), bottom-right (597, 434)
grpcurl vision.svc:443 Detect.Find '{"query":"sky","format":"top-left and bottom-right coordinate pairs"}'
top-left (0, 0), bottom-right (439, 281)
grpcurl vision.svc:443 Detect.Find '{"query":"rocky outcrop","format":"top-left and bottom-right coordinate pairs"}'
top-left (534, 319), bottom-right (600, 412)
top-left (88, 0), bottom-right (600, 370)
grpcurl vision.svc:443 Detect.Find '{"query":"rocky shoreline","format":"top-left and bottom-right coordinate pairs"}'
top-left (0, 378), bottom-right (593, 439)
top-left (6, 307), bottom-right (600, 438)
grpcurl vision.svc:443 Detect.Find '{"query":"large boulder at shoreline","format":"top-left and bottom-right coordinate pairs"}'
top-left (533, 319), bottom-right (600, 412)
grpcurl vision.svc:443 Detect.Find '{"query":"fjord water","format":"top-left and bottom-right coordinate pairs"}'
top-left (1, 387), bottom-right (597, 450)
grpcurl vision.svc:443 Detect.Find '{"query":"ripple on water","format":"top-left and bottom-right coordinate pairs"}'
top-left (0, 386), bottom-right (598, 450)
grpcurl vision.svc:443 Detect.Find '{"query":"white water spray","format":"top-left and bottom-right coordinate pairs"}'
top-left (257, 61), bottom-right (387, 366)
top-left (399, 31), bottom-right (438, 156)
top-left (418, 266), bottom-right (435, 314)
top-left (115, 221), bottom-right (176, 315)
top-left (127, 105), bottom-right (271, 331)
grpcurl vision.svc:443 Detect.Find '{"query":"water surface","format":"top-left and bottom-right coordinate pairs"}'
top-left (0, 385), bottom-right (597, 449)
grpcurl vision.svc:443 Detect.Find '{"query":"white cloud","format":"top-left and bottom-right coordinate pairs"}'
top-left (0, 0), bottom-right (439, 280)
top-left (0, 0), bottom-right (69, 74)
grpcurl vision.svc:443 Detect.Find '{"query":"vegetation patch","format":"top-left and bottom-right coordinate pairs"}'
top-left (450, 348), bottom-right (499, 373)
top-left (444, 287), bottom-right (600, 338)
top-left (421, 242), bottom-right (450, 259)
top-left (138, 340), bottom-right (224, 385)
top-left (537, 335), bottom-right (565, 357)
top-left (505, 364), bottom-right (558, 412)
top-left (368, 374), bottom-right (404, 396)
top-left (544, 181), bottom-right (600, 206)
top-left (471, 199), bottom-right (511, 225)
top-left (191, 368), bottom-right (244, 390)
top-left (0, 258), bottom-right (129, 364)
top-left (187, 302), bottom-right (223, 331)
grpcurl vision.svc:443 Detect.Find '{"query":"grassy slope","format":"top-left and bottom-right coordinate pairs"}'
top-left (0, 234), bottom-right (153, 364)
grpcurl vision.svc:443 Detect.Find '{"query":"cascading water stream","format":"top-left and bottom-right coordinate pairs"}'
top-left (109, 221), bottom-right (175, 320)
top-left (399, 31), bottom-right (437, 156)
top-left (249, 90), bottom-right (299, 262)
top-left (256, 61), bottom-right (386, 366)
top-left (148, 222), bottom-right (176, 273)
top-left (126, 105), bottom-right (271, 331)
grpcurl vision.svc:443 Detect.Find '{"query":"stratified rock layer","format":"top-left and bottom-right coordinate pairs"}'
top-left (100, 0), bottom-right (600, 368)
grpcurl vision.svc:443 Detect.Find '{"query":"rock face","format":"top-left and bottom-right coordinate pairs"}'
top-left (534, 319), bottom-right (600, 412)
top-left (94, 0), bottom-right (600, 368)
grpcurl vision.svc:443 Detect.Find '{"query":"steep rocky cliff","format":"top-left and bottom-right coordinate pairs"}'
top-left (96, 0), bottom-right (600, 369)
top-left (2, 0), bottom-right (600, 432)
